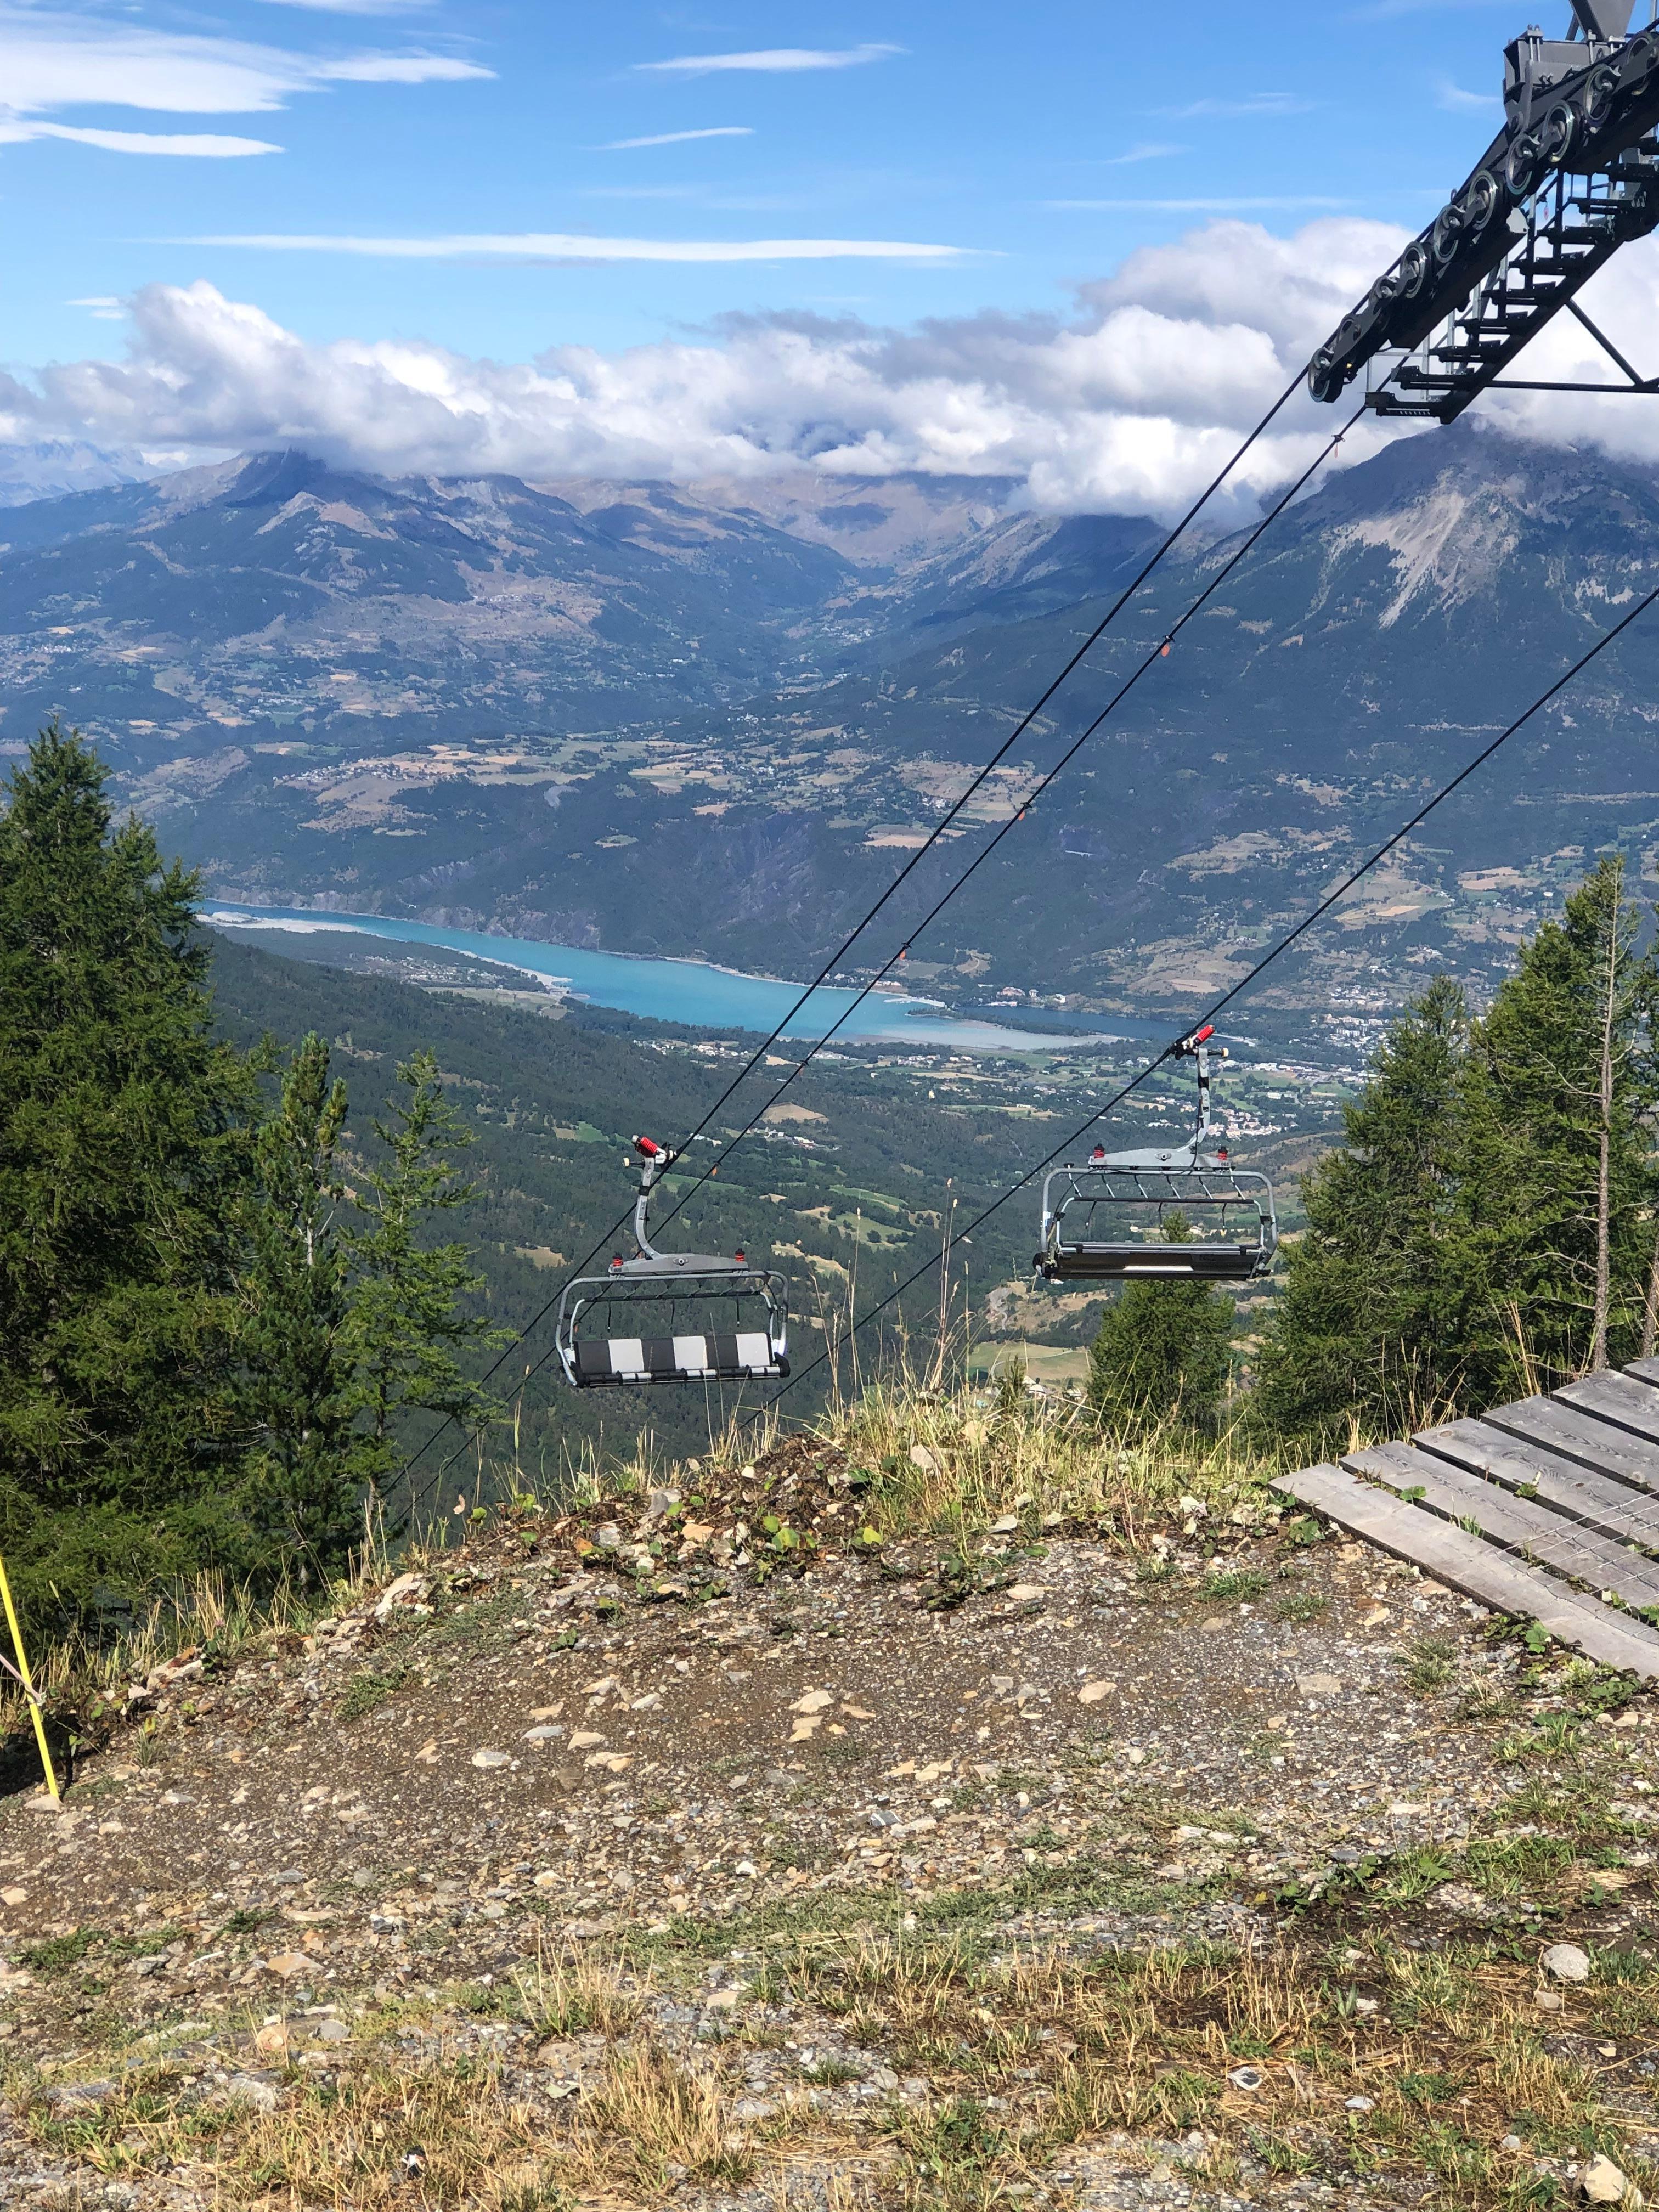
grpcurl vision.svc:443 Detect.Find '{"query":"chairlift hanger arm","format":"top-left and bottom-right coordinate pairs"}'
top-left (555, 1129), bottom-right (791, 1388)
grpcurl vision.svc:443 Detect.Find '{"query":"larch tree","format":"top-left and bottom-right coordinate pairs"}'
top-left (1455, 856), bottom-right (1659, 1392)
top-left (343, 1050), bottom-right (506, 1507)
top-left (236, 1032), bottom-right (363, 1579)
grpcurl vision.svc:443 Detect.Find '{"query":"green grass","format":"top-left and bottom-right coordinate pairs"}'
top-left (1274, 1589), bottom-right (1328, 1623)
top-left (338, 1667), bottom-right (409, 1721)
top-left (20, 1928), bottom-right (97, 1975)
top-left (1398, 1635), bottom-right (1457, 1697)
top-left (1200, 1567), bottom-right (1269, 1602)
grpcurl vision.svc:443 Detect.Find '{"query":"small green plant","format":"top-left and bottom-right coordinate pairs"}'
top-left (1400, 2069), bottom-right (1459, 2106)
top-left (798, 2053), bottom-right (864, 2086)
top-left (1200, 1567), bottom-right (1268, 1602)
top-left (338, 1667), bottom-right (408, 1720)
top-left (1399, 1635), bottom-right (1456, 1696)
top-left (21, 1928), bottom-right (97, 1975)
top-left (1274, 1589), bottom-right (1328, 1623)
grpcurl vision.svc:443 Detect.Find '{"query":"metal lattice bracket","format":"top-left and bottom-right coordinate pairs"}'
top-left (1311, 22), bottom-right (1659, 421)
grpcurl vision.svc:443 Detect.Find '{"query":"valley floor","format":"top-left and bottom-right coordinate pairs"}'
top-left (0, 1418), bottom-right (1654, 2210)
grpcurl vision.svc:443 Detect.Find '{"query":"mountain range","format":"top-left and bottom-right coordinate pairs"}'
top-left (3, 424), bottom-right (1656, 1021)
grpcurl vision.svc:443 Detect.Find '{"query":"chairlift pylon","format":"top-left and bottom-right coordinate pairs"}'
top-left (555, 1135), bottom-right (790, 1388)
top-left (1033, 1026), bottom-right (1277, 1284)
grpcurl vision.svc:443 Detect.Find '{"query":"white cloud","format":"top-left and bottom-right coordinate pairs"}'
top-left (168, 229), bottom-right (974, 262)
top-left (1103, 142), bottom-right (1187, 165)
top-left (1435, 77), bottom-right (1498, 112)
top-left (1157, 93), bottom-right (1313, 119)
top-left (0, 120), bottom-right (281, 155)
top-left (258, 0), bottom-right (437, 12)
top-left (2, 221), bottom-right (1420, 516)
top-left (33, 218), bottom-right (1657, 517)
top-left (317, 53), bottom-right (490, 83)
top-left (1048, 197), bottom-right (1349, 212)
top-left (0, 9), bottom-right (491, 118)
top-left (637, 44), bottom-right (901, 75)
top-left (601, 127), bottom-right (754, 149)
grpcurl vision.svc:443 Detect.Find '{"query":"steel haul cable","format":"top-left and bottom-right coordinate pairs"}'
top-left (393, 367), bottom-right (1312, 1505)
top-left (642, 403), bottom-right (1368, 1247)
top-left (423, 403), bottom-right (1367, 1496)
top-left (760, 571), bottom-right (1659, 1415)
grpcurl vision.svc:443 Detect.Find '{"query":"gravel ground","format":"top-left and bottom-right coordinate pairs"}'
top-left (0, 1442), bottom-right (1652, 2209)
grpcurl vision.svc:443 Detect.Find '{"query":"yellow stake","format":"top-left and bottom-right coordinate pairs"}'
top-left (0, 1550), bottom-right (58, 1803)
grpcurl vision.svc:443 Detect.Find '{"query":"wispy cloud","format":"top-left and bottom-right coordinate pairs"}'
top-left (168, 228), bottom-right (974, 262)
top-left (600, 126), bottom-right (754, 149)
top-left (318, 54), bottom-right (488, 83)
top-left (1, 119), bottom-right (281, 155)
top-left (0, 12), bottom-right (492, 117)
top-left (257, 1), bottom-right (437, 12)
top-left (67, 295), bottom-right (125, 319)
top-left (1104, 141), bottom-right (1187, 165)
top-left (1047, 195), bottom-right (1348, 212)
top-left (1435, 76), bottom-right (1497, 112)
top-left (1155, 93), bottom-right (1314, 119)
top-left (637, 43), bottom-right (901, 75)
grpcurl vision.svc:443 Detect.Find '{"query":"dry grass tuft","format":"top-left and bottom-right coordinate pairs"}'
top-left (584, 2039), bottom-right (753, 2198)
top-left (516, 1937), bottom-right (646, 2041)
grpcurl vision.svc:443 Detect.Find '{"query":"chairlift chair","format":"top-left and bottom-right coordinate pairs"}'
top-left (1033, 1026), bottom-right (1277, 1284)
top-left (555, 1135), bottom-right (790, 1388)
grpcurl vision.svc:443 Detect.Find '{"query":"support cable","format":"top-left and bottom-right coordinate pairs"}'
top-left (392, 368), bottom-right (1308, 1502)
top-left (759, 569), bottom-right (1659, 1414)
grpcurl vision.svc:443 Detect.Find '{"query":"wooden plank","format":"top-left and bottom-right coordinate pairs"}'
top-left (1480, 1395), bottom-right (1659, 1494)
top-left (1556, 1368), bottom-right (1659, 1444)
top-left (1621, 1357), bottom-right (1659, 1391)
top-left (1345, 1441), bottom-right (1659, 1611)
top-left (1416, 1417), bottom-right (1659, 1548)
top-left (1272, 1464), bottom-right (1659, 1679)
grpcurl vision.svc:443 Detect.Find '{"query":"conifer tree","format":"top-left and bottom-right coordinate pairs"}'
top-left (0, 725), bottom-right (257, 1619)
top-left (1456, 855), bottom-right (1659, 1390)
top-left (1087, 1217), bottom-right (1233, 1435)
top-left (1254, 977), bottom-right (1470, 1444)
top-left (236, 1034), bottom-right (362, 1577)
top-left (344, 1051), bottom-right (505, 1494)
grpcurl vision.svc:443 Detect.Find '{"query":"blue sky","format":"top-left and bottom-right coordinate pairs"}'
top-left (16, 0), bottom-right (1649, 515)
top-left (3, 0), bottom-right (1519, 367)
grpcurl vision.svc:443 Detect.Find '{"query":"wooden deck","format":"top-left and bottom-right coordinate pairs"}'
top-left (1273, 1360), bottom-right (1659, 1679)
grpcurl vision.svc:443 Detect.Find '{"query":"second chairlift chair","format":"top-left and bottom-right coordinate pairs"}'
top-left (1033, 1026), bottom-right (1278, 1284)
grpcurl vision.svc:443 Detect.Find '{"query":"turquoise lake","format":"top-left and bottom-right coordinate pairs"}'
top-left (200, 905), bottom-right (1118, 1053)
